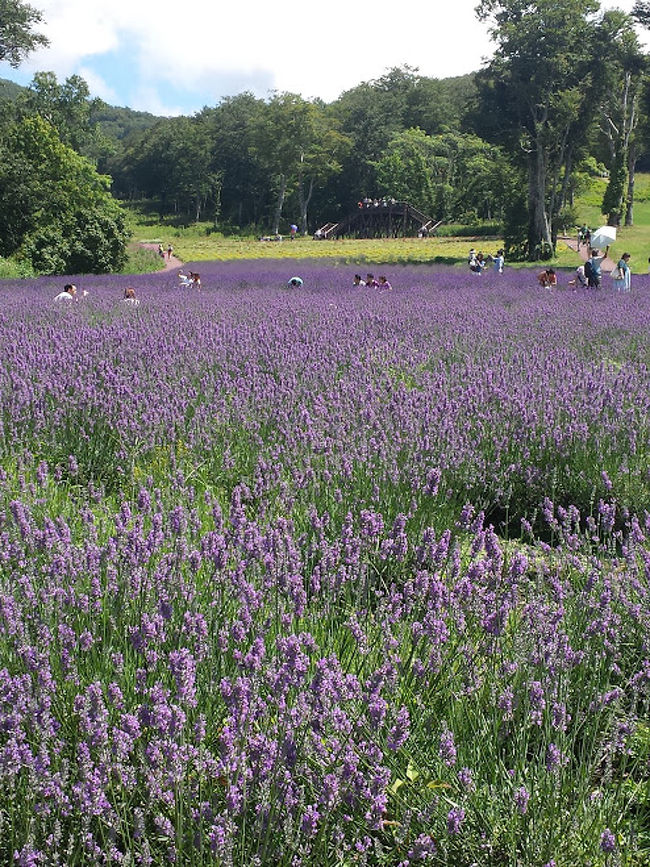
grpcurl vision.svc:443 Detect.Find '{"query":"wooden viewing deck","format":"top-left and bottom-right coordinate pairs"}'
top-left (315, 202), bottom-right (442, 240)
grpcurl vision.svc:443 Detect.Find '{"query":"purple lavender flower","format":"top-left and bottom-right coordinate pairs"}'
top-left (528, 681), bottom-right (546, 726)
top-left (514, 786), bottom-right (530, 815)
top-left (457, 767), bottom-right (475, 791)
top-left (545, 742), bottom-right (563, 772)
top-left (600, 828), bottom-right (616, 853)
top-left (439, 725), bottom-right (457, 767)
top-left (551, 701), bottom-right (569, 732)
top-left (407, 833), bottom-right (436, 860)
top-left (168, 648), bottom-right (198, 707)
top-left (447, 806), bottom-right (465, 834)
top-left (387, 706), bottom-right (410, 751)
top-left (424, 467), bottom-right (441, 496)
top-left (498, 687), bottom-right (515, 721)
top-left (13, 847), bottom-right (43, 866)
top-left (301, 804), bottom-right (320, 837)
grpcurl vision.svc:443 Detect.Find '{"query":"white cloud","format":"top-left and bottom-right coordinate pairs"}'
top-left (76, 66), bottom-right (120, 104)
top-left (14, 0), bottom-right (650, 114)
top-left (16, 0), bottom-right (490, 111)
top-left (129, 83), bottom-right (188, 118)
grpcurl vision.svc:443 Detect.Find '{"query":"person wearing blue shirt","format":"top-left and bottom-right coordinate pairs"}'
top-left (612, 253), bottom-right (631, 292)
top-left (587, 246), bottom-right (609, 288)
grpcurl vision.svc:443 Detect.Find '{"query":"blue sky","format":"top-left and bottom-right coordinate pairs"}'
top-left (1, 0), bottom-right (646, 116)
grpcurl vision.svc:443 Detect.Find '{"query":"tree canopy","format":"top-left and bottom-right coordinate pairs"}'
top-left (15, 71), bottom-right (107, 156)
top-left (0, 0), bottom-right (48, 67)
top-left (475, 0), bottom-right (601, 257)
top-left (0, 115), bottom-right (129, 273)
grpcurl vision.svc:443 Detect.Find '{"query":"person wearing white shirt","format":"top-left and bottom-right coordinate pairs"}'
top-left (53, 284), bottom-right (77, 302)
top-left (568, 265), bottom-right (588, 289)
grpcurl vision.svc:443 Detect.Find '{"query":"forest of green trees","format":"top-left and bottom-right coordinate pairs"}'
top-left (3, 0), bottom-right (650, 272)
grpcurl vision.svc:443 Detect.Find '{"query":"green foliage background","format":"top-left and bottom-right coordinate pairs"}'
top-left (0, 114), bottom-right (129, 274)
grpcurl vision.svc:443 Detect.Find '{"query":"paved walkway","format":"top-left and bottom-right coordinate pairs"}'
top-left (139, 243), bottom-right (184, 271)
top-left (559, 235), bottom-right (616, 271)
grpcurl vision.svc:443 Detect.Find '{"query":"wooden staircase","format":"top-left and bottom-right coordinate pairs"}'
top-left (314, 203), bottom-right (441, 240)
top-left (314, 222), bottom-right (339, 239)
top-left (420, 219), bottom-right (444, 234)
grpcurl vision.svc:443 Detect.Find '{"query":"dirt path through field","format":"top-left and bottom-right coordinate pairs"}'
top-left (559, 235), bottom-right (616, 271)
top-left (139, 242), bottom-right (184, 271)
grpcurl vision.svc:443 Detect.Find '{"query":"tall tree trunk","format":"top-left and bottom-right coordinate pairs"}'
top-left (603, 149), bottom-right (626, 226)
top-left (558, 140), bottom-right (575, 215)
top-left (547, 123), bottom-right (570, 239)
top-left (623, 75), bottom-right (642, 227)
top-left (214, 180), bottom-right (222, 229)
top-left (602, 70), bottom-right (642, 228)
top-left (272, 174), bottom-right (287, 235)
top-left (527, 145), bottom-right (552, 259)
top-left (298, 176), bottom-right (314, 236)
top-left (625, 143), bottom-right (636, 227)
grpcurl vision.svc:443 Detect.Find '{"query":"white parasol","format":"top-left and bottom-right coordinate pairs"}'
top-left (589, 225), bottom-right (617, 251)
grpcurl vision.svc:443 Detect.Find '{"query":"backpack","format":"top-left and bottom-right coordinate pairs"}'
top-left (584, 259), bottom-right (594, 280)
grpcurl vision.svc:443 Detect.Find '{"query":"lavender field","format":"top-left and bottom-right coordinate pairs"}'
top-left (0, 262), bottom-right (649, 866)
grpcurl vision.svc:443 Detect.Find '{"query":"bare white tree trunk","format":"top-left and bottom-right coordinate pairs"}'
top-left (298, 175), bottom-right (314, 236)
top-left (528, 143), bottom-right (552, 258)
top-left (272, 174), bottom-right (287, 235)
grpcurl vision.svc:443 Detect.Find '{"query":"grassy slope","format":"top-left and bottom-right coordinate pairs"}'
top-left (569, 174), bottom-right (650, 269)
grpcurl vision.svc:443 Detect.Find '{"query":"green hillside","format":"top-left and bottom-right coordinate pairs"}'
top-left (0, 77), bottom-right (24, 101)
top-left (0, 76), bottom-right (163, 140)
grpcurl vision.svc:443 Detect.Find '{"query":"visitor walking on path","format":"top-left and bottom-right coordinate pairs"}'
top-left (139, 242), bottom-right (184, 271)
top-left (562, 235), bottom-right (616, 273)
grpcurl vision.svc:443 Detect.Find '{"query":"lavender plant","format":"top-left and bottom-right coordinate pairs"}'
top-left (0, 263), bottom-right (648, 865)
